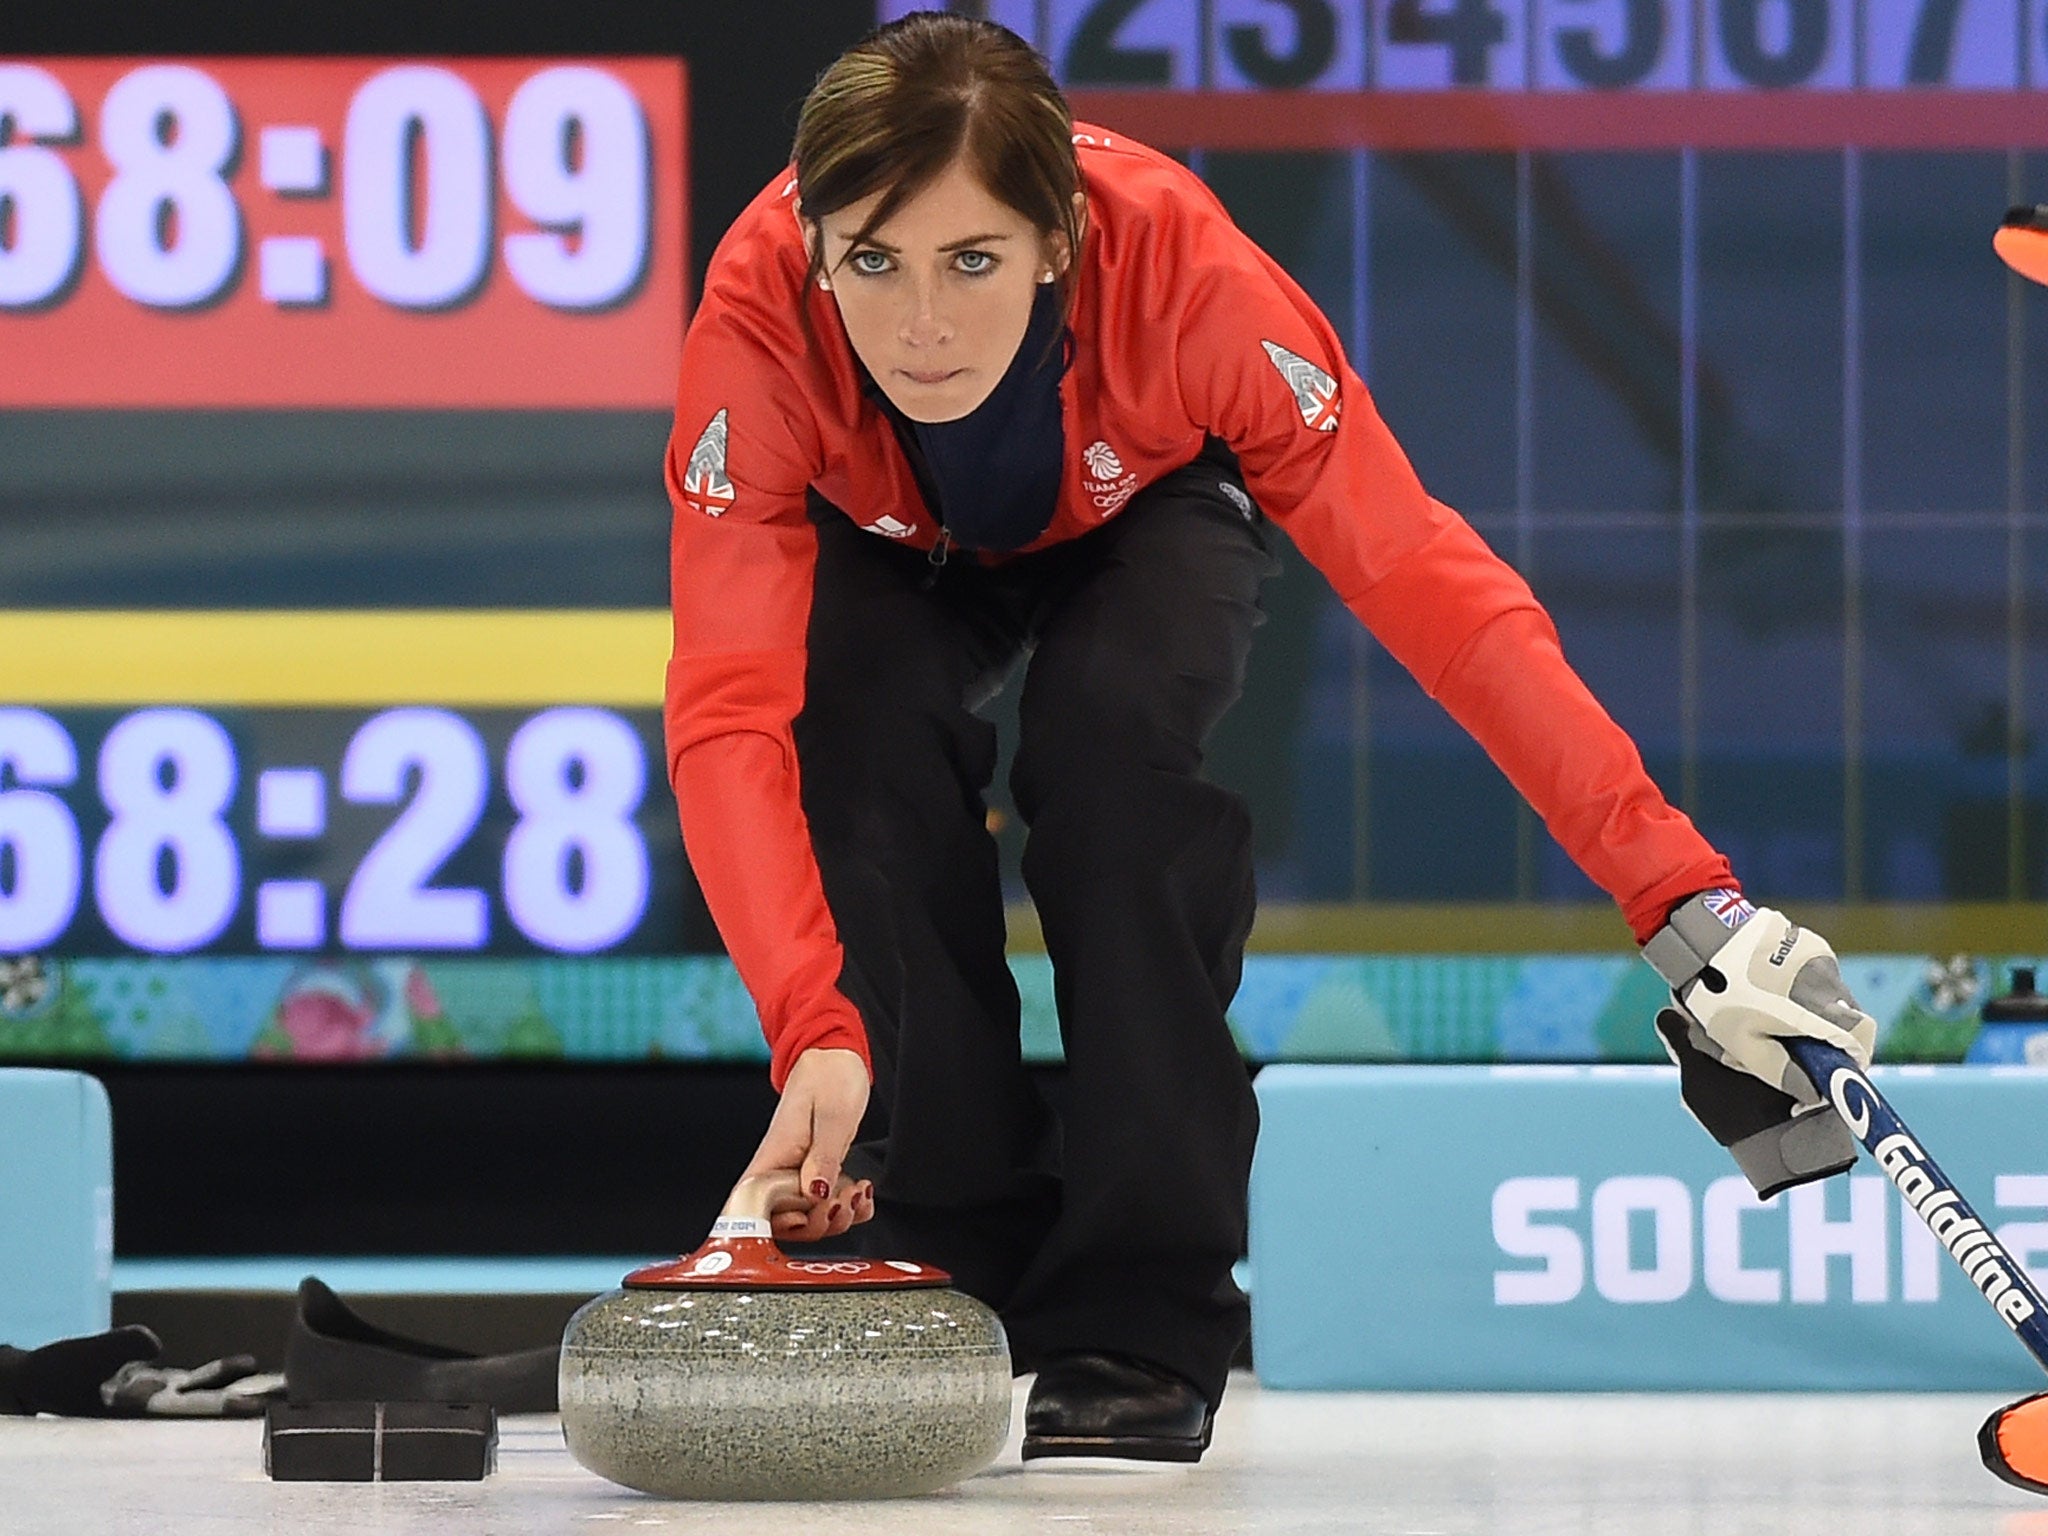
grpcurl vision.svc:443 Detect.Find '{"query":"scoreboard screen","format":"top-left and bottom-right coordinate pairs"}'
top-left (1, 58), bottom-right (709, 1060)
top-left (2, 33), bottom-right (2037, 1063)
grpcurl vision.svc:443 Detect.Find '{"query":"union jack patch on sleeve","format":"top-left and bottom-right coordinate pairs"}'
top-left (681, 409), bottom-right (734, 518)
top-left (1261, 340), bottom-right (1341, 432)
top-left (1700, 888), bottom-right (1755, 929)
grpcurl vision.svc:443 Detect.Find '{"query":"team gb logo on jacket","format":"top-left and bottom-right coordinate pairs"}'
top-left (1262, 341), bottom-right (1341, 432)
top-left (1082, 439), bottom-right (1139, 515)
top-left (682, 409), bottom-right (735, 518)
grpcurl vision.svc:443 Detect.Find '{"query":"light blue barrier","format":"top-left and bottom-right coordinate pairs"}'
top-left (0, 1069), bottom-right (113, 1349)
top-left (1249, 1064), bottom-right (2048, 1391)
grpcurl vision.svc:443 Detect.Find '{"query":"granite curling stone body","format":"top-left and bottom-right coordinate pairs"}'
top-left (559, 1173), bottom-right (1012, 1500)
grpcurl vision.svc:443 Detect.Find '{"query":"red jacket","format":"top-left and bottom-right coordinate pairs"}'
top-left (665, 126), bottom-right (1732, 1088)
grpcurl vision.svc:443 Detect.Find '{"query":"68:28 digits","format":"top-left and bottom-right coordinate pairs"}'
top-left (0, 706), bottom-right (656, 957)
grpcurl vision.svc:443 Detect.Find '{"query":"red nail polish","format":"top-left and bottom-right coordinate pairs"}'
top-left (811, 1179), bottom-right (830, 1200)
top-left (829, 1203), bottom-right (844, 1221)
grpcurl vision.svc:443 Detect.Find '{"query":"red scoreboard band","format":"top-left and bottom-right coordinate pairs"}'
top-left (1064, 90), bottom-right (2048, 153)
top-left (0, 58), bottom-right (687, 409)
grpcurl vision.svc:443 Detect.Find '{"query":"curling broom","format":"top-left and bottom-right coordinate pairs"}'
top-left (1785, 1038), bottom-right (2048, 1496)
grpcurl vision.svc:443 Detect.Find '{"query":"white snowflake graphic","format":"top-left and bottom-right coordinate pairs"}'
top-left (1923, 954), bottom-right (1982, 1014)
top-left (0, 955), bottom-right (50, 1016)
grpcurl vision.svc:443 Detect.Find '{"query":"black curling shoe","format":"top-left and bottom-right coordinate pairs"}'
top-left (1021, 1351), bottom-right (1215, 1463)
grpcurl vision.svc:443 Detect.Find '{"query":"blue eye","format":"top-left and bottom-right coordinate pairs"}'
top-left (955, 251), bottom-right (995, 275)
top-left (848, 250), bottom-right (891, 276)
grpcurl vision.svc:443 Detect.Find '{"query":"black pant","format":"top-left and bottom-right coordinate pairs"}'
top-left (794, 447), bottom-right (1275, 1409)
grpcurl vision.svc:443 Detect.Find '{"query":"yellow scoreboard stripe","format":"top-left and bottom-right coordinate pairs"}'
top-left (1008, 899), bottom-right (2048, 954)
top-left (3, 610), bottom-right (671, 706)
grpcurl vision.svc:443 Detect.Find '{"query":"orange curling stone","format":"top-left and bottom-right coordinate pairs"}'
top-left (1981, 1390), bottom-right (2048, 1496)
top-left (1995, 205), bottom-right (2048, 288)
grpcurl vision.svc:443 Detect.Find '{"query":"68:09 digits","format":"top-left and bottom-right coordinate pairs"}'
top-left (0, 61), bottom-right (651, 313)
top-left (0, 706), bottom-right (653, 957)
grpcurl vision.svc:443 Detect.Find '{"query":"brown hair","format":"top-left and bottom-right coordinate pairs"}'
top-left (792, 13), bottom-right (1083, 329)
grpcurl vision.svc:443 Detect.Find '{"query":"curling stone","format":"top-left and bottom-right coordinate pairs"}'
top-left (559, 1172), bottom-right (1011, 1500)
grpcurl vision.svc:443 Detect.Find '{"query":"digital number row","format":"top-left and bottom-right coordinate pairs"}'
top-left (0, 63), bottom-right (653, 314)
top-left (883, 0), bottom-right (2048, 92)
top-left (0, 707), bottom-right (650, 956)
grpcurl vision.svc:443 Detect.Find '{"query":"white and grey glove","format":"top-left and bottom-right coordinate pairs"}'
top-left (1644, 891), bottom-right (1876, 1197)
top-left (1644, 893), bottom-right (1875, 1101)
top-left (99, 1355), bottom-right (284, 1418)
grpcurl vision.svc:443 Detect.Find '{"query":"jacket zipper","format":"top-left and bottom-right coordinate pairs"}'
top-left (920, 527), bottom-right (952, 590)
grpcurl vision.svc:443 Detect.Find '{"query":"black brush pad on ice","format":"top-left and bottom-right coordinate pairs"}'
top-left (264, 1400), bottom-right (497, 1481)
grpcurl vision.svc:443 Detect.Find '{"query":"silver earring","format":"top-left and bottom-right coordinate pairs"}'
top-left (1038, 271), bottom-right (1056, 284)
top-left (817, 275), bottom-right (832, 290)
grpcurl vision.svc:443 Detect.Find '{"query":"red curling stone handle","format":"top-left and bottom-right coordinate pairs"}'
top-left (622, 1173), bottom-right (952, 1291)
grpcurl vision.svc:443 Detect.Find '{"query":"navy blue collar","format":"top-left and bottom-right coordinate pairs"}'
top-left (864, 284), bottom-right (1071, 553)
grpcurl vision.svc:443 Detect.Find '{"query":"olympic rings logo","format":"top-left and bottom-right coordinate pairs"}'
top-left (785, 1261), bottom-right (869, 1275)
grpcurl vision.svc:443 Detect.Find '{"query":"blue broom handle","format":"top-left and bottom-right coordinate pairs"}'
top-left (1785, 1037), bottom-right (2048, 1376)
